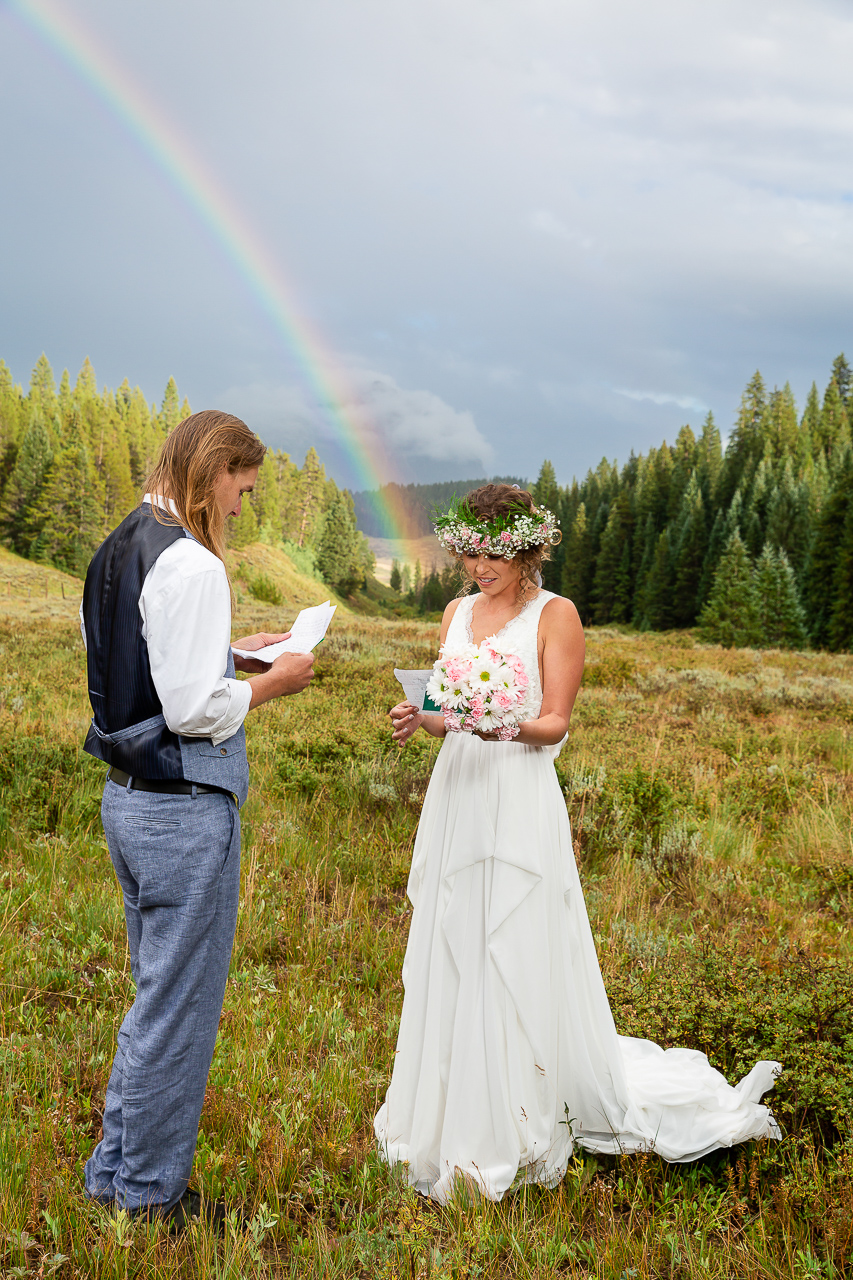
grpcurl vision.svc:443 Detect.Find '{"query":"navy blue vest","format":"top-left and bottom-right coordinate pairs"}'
top-left (82, 503), bottom-right (250, 806)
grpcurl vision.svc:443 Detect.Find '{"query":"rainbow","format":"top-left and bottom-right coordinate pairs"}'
top-left (8, 0), bottom-right (411, 541)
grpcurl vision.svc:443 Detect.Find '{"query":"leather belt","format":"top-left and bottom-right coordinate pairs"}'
top-left (107, 767), bottom-right (233, 801)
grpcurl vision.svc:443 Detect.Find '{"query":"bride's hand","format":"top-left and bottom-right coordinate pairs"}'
top-left (390, 701), bottom-right (423, 744)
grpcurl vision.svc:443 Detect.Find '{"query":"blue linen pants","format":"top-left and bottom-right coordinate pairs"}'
top-left (84, 779), bottom-right (241, 1212)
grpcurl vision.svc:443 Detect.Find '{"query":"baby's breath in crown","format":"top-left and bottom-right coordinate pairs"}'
top-left (432, 496), bottom-right (561, 559)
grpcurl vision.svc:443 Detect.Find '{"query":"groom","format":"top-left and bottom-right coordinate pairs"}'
top-left (81, 411), bottom-right (313, 1228)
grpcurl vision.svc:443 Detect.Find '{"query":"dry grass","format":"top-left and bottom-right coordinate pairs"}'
top-left (2, 551), bottom-right (853, 1277)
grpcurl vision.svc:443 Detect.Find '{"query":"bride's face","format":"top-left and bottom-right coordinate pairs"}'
top-left (461, 552), bottom-right (523, 597)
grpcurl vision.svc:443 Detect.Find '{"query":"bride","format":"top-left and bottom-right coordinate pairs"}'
top-left (374, 483), bottom-right (781, 1205)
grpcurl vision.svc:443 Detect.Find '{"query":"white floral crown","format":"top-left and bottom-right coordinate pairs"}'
top-left (433, 497), bottom-right (561, 559)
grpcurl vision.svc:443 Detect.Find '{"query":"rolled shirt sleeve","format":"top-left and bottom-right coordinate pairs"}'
top-left (139, 537), bottom-right (252, 745)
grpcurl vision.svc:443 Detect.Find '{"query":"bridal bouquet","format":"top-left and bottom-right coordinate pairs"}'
top-left (425, 642), bottom-right (531, 741)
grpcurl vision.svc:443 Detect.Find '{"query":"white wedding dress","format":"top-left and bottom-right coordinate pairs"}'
top-left (374, 590), bottom-right (781, 1204)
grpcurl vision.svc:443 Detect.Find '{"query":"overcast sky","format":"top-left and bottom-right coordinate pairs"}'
top-left (2, 0), bottom-right (852, 490)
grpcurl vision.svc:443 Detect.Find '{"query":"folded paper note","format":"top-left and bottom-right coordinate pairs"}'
top-left (394, 668), bottom-right (443, 713)
top-left (232, 600), bottom-right (337, 662)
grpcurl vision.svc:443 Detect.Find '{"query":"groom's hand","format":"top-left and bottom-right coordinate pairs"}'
top-left (232, 631), bottom-right (291, 673)
top-left (247, 650), bottom-right (315, 708)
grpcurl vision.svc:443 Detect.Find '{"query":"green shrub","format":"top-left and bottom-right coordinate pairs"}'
top-left (245, 570), bottom-right (284, 606)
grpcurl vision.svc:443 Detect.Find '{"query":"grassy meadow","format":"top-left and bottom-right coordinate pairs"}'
top-left (2, 546), bottom-right (853, 1278)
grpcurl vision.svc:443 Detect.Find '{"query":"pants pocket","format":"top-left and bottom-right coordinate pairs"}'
top-left (123, 816), bottom-right (181, 827)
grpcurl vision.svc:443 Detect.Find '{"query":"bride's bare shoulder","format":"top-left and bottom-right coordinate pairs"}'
top-left (541, 594), bottom-right (583, 637)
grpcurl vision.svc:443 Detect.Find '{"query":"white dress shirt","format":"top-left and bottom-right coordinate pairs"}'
top-left (81, 495), bottom-right (252, 746)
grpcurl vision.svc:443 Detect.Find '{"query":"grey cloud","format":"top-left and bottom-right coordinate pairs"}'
top-left (615, 390), bottom-right (710, 414)
top-left (345, 370), bottom-right (494, 471)
top-left (3, 0), bottom-right (853, 488)
top-left (216, 370), bottom-right (493, 481)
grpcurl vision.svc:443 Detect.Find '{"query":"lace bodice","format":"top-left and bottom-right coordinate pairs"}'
top-left (444, 590), bottom-right (557, 720)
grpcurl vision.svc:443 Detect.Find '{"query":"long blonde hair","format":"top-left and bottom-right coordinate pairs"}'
top-left (144, 410), bottom-right (266, 563)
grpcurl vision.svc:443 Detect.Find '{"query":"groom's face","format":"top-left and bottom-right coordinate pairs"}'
top-left (213, 466), bottom-right (260, 520)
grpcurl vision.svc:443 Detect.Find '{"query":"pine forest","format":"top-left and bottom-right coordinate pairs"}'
top-left (1, 352), bottom-right (852, 652)
top-left (0, 355), bottom-right (374, 597)
top-left (533, 355), bottom-right (853, 653)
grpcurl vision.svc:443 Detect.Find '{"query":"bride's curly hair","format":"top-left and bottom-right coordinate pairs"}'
top-left (452, 483), bottom-right (551, 599)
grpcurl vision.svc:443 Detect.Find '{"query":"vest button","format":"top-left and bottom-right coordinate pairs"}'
top-left (220, 747), bottom-right (227, 755)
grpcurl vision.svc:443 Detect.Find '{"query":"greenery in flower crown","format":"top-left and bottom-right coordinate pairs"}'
top-left (432, 495), bottom-right (561, 559)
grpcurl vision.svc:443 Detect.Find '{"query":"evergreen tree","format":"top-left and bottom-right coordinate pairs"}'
top-left (401, 564), bottom-right (412, 594)
top-left (28, 429), bottom-right (103, 575)
top-left (561, 502), bottom-right (593, 619)
top-left (75, 356), bottom-right (98, 401)
top-left (420, 569), bottom-right (445, 613)
top-left (755, 544), bottom-right (808, 649)
top-left (316, 491), bottom-right (366, 593)
top-left (252, 455), bottom-right (284, 541)
top-left (668, 425), bottom-right (697, 520)
top-left (831, 353), bottom-right (851, 408)
top-left (827, 498), bottom-right (853, 652)
top-left (640, 528), bottom-right (675, 630)
top-left (696, 412), bottom-right (723, 504)
top-left (765, 458), bottom-right (811, 579)
top-left (296, 447), bottom-right (326, 547)
top-left (0, 359), bottom-right (23, 458)
top-left (817, 376), bottom-right (849, 457)
top-left (698, 488), bottom-right (744, 608)
top-left (57, 368), bottom-right (72, 415)
top-left (390, 559), bottom-right (402, 592)
top-left (741, 454), bottom-right (774, 557)
top-left (532, 459), bottom-right (562, 591)
top-left (800, 382), bottom-right (821, 461)
top-left (0, 414), bottom-right (53, 554)
top-left (29, 353), bottom-right (57, 418)
top-left (803, 452), bottom-right (853, 648)
top-left (96, 413), bottom-right (136, 536)
top-left (630, 511), bottom-right (658, 626)
top-left (697, 531), bottom-right (762, 648)
top-left (159, 376), bottom-right (182, 433)
top-left (648, 445), bottom-right (674, 531)
top-left (765, 384), bottom-right (799, 460)
top-left (720, 370), bottom-right (767, 504)
top-left (532, 459), bottom-right (560, 512)
top-left (228, 496), bottom-right (259, 548)
top-left (591, 491), bottom-right (633, 623)
top-left (670, 475), bottom-right (708, 625)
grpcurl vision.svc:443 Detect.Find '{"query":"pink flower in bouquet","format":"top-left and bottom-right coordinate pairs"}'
top-left (500, 530), bottom-right (512, 544)
top-left (471, 533), bottom-right (482, 548)
top-left (430, 642), bottom-right (529, 739)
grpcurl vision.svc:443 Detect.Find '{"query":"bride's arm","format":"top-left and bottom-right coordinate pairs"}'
top-left (389, 598), bottom-right (462, 744)
top-left (512, 597), bottom-right (585, 746)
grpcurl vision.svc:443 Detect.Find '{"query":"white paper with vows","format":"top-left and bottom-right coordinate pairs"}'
top-left (232, 600), bottom-right (337, 662)
top-left (394, 669), bottom-right (435, 710)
